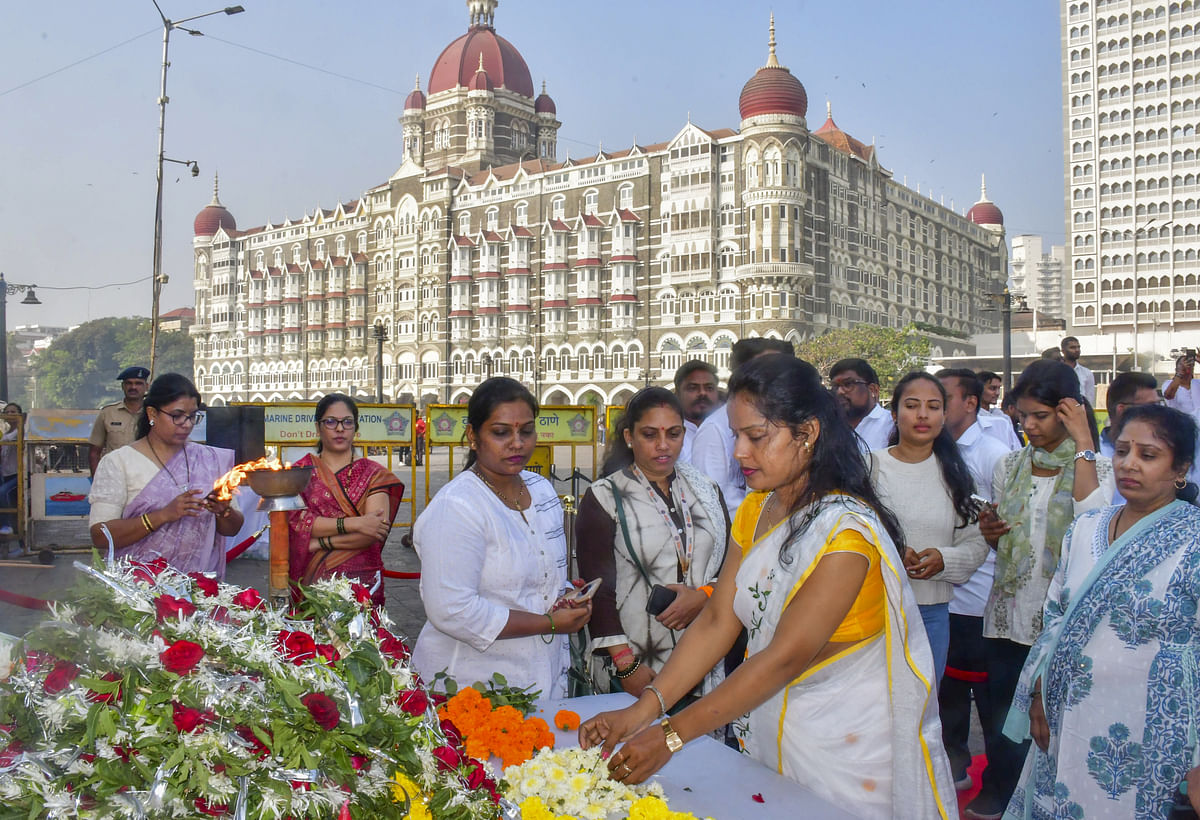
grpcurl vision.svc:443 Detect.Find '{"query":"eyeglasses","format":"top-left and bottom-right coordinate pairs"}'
top-left (160, 410), bottom-right (204, 426)
top-left (832, 379), bottom-right (870, 392)
top-left (320, 416), bottom-right (356, 430)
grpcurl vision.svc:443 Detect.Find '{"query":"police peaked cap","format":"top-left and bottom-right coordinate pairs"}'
top-left (117, 366), bottom-right (150, 381)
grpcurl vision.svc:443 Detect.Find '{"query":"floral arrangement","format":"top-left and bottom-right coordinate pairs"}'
top-left (0, 558), bottom-right (498, 819)
top-left (502, 747), bottom-right (697, 820)
top-left (437, 686), bottom-right (555, 769)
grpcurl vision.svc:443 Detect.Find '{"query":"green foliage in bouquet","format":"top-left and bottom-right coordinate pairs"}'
top-left (432, 672), bottom-right (541, 718)
top-left (0, 558), bottom-right (500, 819)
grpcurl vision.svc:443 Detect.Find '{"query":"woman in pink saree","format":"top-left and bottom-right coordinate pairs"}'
top-left (287, 394), bottom-right (404, 605)
top-left (88, 374), bottom-right (243, 577)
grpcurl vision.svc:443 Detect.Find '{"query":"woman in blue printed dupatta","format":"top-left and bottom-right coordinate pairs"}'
top-left (1003, 405), bottom-right (1200, 819)
top-left (88, 374), bottom-right (242, 578)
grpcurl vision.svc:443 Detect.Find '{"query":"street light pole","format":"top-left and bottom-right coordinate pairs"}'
top-left (373, 320), bottom-right (388, 403)
top-left (148, 2), bottom-right (244, 379)
top-left (0, 274), bottom-right (42, 401)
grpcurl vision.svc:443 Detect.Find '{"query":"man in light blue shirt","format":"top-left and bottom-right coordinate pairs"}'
top-left (1099, 371), bottom-right (1169, 504)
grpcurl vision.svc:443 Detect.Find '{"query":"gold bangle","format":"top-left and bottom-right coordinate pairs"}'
top-left (140, 513), bottom-right (155, 533)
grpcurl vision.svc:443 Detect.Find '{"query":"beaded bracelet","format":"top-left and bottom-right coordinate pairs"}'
top-left (614, 657), bottom-right (642, 680)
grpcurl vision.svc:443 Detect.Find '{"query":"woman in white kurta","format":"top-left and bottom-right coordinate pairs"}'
top-left (411, 378), bottom-right (590, 697)
top-left (580, 356), bottom-right (955, 819)
top-left (1003, 405), bottom-right (1200, 819)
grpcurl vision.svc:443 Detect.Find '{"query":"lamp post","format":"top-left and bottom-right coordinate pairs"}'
top-left (481, 352), bottom-right (493, 381)
top-left (984, 288), bottom-right (1015, 392)
top-left (373, 320), bottom-right (388, 403)
top-left (148, 2), bottom-right (245, 379)
top-left (0, 274), bottom-right (42, 401)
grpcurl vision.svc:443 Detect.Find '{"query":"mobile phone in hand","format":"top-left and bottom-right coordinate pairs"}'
top-left (560, 578), bottom-right (601, 605)
top-left (646, 584), bottom-right (678, 616)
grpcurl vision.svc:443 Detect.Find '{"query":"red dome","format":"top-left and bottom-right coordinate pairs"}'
top-left (535, 90), bottom-right (556, 115)
top-left (404, 88), bottom-right (426, 110)
top-left (429, 27), bottom-right (534, 98)
top-left (468, 64), bottom-right (493, 93)
top-left (739, 65), bottom-right (807, 120)
top-left (966, 176), bottom-right (1004, 226)
top-left (967, 202), bottom-right (1004, 226)
top-left (194, 204), bottom-right (236, 237)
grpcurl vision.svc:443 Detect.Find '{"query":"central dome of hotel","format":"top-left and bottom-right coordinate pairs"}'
top-left (428, 0), bottom-right (535, 98)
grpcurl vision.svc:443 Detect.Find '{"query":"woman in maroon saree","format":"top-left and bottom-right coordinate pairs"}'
top-left (287, 394), bottom-right (404, 605)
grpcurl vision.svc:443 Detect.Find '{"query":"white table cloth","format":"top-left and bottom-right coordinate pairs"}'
top-left (528, 693), bottom-right (857, 820)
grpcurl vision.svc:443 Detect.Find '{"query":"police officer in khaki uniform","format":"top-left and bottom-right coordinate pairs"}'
top-left (88, 366), bottom-right (149, 475)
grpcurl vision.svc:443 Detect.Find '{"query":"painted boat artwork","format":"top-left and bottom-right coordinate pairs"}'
top-left (44, 477), bottom-right (92, 517)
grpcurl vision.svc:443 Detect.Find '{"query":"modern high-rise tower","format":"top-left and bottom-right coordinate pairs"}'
top-left (1064, 0), bottom-right (1200, 365)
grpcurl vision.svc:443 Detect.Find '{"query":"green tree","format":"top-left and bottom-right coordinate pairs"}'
top-left (31, 318), bottom-right (193, 409)
top-left (796, 324), bottom-right (932, 394)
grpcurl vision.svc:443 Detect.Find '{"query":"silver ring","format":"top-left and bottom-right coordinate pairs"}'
top-left (619, 763), bottom-right (631, 772)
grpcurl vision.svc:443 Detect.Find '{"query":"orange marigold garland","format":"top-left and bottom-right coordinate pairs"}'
top-left (438, 687), bottom-right (555, 769)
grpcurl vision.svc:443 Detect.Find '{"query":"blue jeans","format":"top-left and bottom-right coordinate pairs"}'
top-left (918, 602), bottom-right (950, 688)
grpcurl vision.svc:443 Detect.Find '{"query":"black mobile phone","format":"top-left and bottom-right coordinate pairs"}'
top-left (1169, 787), bottom-right (1197, 819)
top-left (646, 584), bottom-right (678, 616)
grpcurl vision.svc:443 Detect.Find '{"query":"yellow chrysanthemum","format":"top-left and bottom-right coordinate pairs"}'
top-left (391, 771), bottom-right (433, 820)
top-left (628, 795), bottom-right (699, 820)
top-left (519, 796), bottom-right (557, 820)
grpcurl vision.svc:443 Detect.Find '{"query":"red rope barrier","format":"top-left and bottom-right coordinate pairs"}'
top-left (0, 586), bottom-right (53, 611)
top-left (381, 569), bottom-right (420, 580)
top-left (225, 536), bottom-right (258, 563)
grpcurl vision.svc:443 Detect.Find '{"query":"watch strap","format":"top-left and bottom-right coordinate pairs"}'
top-left (661, 717), bottom-right (683, 753)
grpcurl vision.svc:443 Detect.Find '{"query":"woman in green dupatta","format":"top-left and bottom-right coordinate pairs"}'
top-left (966, 360), bottom-right (1115, 820)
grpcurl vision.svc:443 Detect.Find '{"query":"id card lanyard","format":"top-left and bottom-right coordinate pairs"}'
top-left (629, 465), bottom-right (695, 578)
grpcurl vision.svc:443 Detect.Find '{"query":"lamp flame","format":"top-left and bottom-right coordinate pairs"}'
top-left (212, 456), bottom-right (287, 501)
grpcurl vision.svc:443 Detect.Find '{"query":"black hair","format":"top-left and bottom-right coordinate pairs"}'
top-left (1061, 336), bottom-right (1080, 348)
top-left (1010, 359), bottom-right (1100, 449)
top-left (936, 367), bottom-right (983, 407)
top-left (135, 373), bottom-right (202, 439)
top-left (977, 370), bottom-right (1001, 384)
top-left (887, 372), bottom-right (978, 528)
top-left (601, 387), bottom-right (683, 476)
top-left (463, 377), bottom-right (539, 469)
top-left (730, 337), bottom-right (794, 372)
top-left (728, 355), bottom-right (906, 559)
top-left (314, 393), bottom-right (359, 453)
top-left (673, 359), bottom-right (718, 391)
top-left (1114, 404), bottom-right (1197, 475)
top-left (830, 357), bottom-right (880, 386)
top-left (1105, 371), bottom-right (1159, 415)
top-left (3, 402), bottom-right (22, 415)
top-left (1041, 347), bottom-right (1064, 361)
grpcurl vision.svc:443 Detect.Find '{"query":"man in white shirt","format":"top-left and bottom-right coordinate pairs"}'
top-left (829, 358), bottom-right (894, 453)
top-left (976, 407), bottom-right (1023, 451)
top-left (672, 360), bottom-right (720, 464)
top-left (1163, 350), bottom-right (1200, 414)
top-left (935, 368), bottom-right (1014, 797)
top-left (977, 370), bottom-right (1007, 418)
top-left (691, 338), bottom-right (793, 517)
top-left (1061, 336), bottom-right (1095, 405)
top-left (1100, 371), bottom-right (1181, 504)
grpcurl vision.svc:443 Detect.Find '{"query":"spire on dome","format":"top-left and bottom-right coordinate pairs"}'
top-left (542, 79), bottom-right (547, 95)
top-left (467, 0), bottom-right (498, 28)
top-left (414, 73), bottom-right (420, 90)
top-left (211, 172), bottom-right (221, 206)
top-left (980, 173), bottom-right (990, 201)
top-left (826, 99), bottom-right (832, 119)
top-left (766, 13), bottom-right (780, 68)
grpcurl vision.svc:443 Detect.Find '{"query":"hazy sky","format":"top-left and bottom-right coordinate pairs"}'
top-left (1, 0), bottom-right (1062, 329)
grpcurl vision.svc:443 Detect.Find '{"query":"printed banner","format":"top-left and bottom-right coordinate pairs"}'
top-left (236, 403), bottom-right (414, 445)
top-left (426, 405), bottom-right (596, 445)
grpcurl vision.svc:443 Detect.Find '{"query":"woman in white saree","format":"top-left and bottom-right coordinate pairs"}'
top-left (580, 356), bottom-right (956, 819)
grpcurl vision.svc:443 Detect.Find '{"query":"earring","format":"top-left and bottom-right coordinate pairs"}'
top-left (149, 419), bottom-right (155, 427)
top-left (804, 442), bottom-right (811, 450)
top-left (1176, 477), bottom-right (1188, 490)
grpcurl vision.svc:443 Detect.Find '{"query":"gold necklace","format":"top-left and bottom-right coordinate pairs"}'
top-left (472, 466), bottom-right (529, 524)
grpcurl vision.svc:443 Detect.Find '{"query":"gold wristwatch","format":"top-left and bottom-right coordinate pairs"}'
top-left (661, 717), bottom-right (683, 753)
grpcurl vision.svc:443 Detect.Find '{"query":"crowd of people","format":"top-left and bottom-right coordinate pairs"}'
top-left (73, 340), bottom-right (1200, 819)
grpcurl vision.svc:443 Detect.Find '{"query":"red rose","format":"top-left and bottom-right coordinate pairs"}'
top-left (301, 692), bottom-right (340, 730)
top-left (0, 740), bottom-right (23, 768)
top-left (439, 718), bottom-right (462, 747)
top-left (432, 745), bottom-right (462, 772)
top-left (482, 776), bottom-right (500, 803)
top-left (86, 672), bottom-right (123, 704)
top-left (209, 605), bottom-right (231, 624)
top-left (276, 630), bottom-right (317, 665)
top-left (231, 588), bottom-right (264, 610)
top-left (188, 573), bottom-right (220, 598)
top-left (113, 745), bottom-right (138, 762)
top-left (155, 594), bottom-right (197, 622)
top-left (290, 780), bottom-right (312, 791)
top-left (350, 755), bottom-right (370, 772)
top-left (194, 797), bottom-right (227, 816)
top-left (397, 689), bottom-right (428, 717)
top-left (466, 759), bottom-right (487, 789)
top-left (350, 583), bottom-right (373, 606)
top-left (429, 692), bottom-right (447, 708)
top-left (315, 644), bottom-right (340, 665)
top-left (235, 724), bottom-right (271, 759)
top-left (42, 660), bottom-right (79, 694)
top-left (160, 639), bottom-right (205, 675)
top-left (172, 701), bottom-right (213, 733)
top-left (376, 628), bottom-right (410, 663)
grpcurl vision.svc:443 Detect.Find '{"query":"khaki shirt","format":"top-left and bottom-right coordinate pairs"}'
top-left (89, 403), bottom-right (139, 456)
